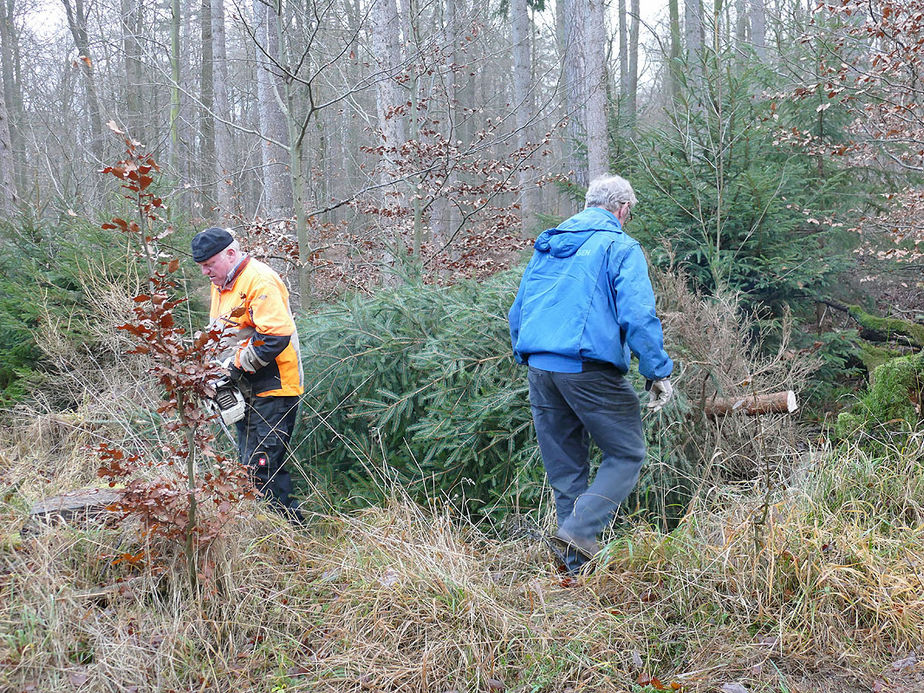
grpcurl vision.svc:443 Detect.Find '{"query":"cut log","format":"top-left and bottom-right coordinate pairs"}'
top-left (26, 486), bottom-right (124, 534)
top-left (704, 390), bottom-right (798, 417)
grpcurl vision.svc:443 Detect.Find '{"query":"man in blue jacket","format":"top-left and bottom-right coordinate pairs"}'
top-left (509, 174), bottom-right (674, 574)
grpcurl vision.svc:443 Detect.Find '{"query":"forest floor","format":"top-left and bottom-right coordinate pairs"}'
top-left (2, 253), bottom-right (923, 692)
top-left (2, 430), bottom-right (924, 693)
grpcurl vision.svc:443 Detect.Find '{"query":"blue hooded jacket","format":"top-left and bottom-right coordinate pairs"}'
top-left (508, 206), bottom-right (673, 381)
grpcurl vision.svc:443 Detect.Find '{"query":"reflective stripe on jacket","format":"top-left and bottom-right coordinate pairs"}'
top-left (508, 206), bottom-right (673, 381)
top-left (210, 257), bottom-right (304, 397)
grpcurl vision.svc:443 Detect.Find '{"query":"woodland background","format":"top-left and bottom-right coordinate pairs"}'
top-left (1, 0), bottom-right (924, 691)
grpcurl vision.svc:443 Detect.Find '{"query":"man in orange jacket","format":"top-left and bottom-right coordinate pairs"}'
top-left (192, 226), bottom-right (304, 520)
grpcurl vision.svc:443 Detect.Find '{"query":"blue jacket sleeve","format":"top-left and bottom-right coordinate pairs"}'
top-left (508, 279), bottom-right (526, 364)
top-left (610, 244), bottom-right (673, 381)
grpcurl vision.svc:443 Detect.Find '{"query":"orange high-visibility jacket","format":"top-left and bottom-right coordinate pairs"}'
top-left (209, 257), bottom-right (304, 397)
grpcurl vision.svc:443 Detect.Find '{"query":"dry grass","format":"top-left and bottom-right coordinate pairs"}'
top-left (3, 435), bottom-right (924, 693)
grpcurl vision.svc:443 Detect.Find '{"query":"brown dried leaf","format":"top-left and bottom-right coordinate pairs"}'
top-left (892, 653), bottom-right (917, 671)
top-left (68, 669), bottom-right (90, 687)
top-left (631, 649), bottom-right (644, 670)
top-left (720, 684), bottom-right (748, 693)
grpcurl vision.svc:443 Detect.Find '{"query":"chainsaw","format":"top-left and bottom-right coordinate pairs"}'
top-left (208, 359), bottom-right (246, 441)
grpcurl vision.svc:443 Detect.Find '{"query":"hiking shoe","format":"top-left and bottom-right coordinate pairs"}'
top-left (542, 533), bottom-right (572, 569)
top-left (553, 528), bottom-right (600, 560)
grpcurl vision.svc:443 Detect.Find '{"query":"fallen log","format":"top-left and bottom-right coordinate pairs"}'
top-left (705, 390), bottom-right (798, 417)
top-left (25, 486), bottom-right (124, 534)
top-left (815, 299), bottom-right (924, 348)
top-left (63, 576), bottom-right (153, 604)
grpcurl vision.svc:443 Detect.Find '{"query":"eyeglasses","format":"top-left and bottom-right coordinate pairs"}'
top-left (623, 203), bottom-right (632, 224)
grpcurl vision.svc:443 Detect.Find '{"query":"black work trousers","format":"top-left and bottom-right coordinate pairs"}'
top-left (235, 394), bottom-right (300, 514)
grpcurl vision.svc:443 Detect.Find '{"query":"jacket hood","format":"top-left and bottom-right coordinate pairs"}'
top-left (534, 206), bottom-right (623, 258)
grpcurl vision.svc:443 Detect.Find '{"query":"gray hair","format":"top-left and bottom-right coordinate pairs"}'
top-left (584, 174), bottom-right (637, 213)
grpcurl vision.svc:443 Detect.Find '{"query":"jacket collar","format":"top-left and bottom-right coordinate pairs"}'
top-left (220, 255), bottom-right (250, 291)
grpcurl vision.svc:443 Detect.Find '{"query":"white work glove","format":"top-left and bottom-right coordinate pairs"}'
top-left (238, 343), bottom-right (269, 373)
top-left (647, 378), bottom-right (673, 412)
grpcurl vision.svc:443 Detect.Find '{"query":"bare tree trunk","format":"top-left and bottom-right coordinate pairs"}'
top-left (255, 0), bottom-right (293, 220)
top-left (430, 0), bottom-right (453, 246)
top-left (585, 0), bottom-right (607, 180)
top-left (290, 120), bottom-right (311, 303)
top-left (735, 0), bottom-right (747, 45)
top-left (62, 0), bottom-right (104, 162)
top-left (327, 0), bottom-right (362, 226)
top-left (750, 0), bottom-right (766, 61)
top-left (372, 0), bottom-right (405, 189)
top-left (511, 0), bottom-right (535, 234)
top-left (0, 0), bottom-right (20, 205)
top-left (0, 83), bottom-right (15, 214)
top-left (372, 0), bottom-right (408, 283)
top-left (668, 0), bottom-right (681, 102)
top-left (617, 0), bottom-right (627, 102)
top-left (407, 0), bottom-right (422, 260)
top-left (558, 0), bottom-right (586, 185)
top-left (120, 0), bottom-right (143, 140)
top-left (685, 0), bottom-right (704, 84)
top-left (211, 0), bottom-right (234, 220)
top-left (169, 0), bottom-right (181, 173)
top-left (199, 0), bottom-right (215, 216)
top-left (627, 0), bottom-right (639, 129)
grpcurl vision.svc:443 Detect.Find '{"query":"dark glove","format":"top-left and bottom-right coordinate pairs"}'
top-left (228, 365), bottom-right (245, 383)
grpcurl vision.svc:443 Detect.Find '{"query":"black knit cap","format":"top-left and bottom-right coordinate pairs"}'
top-left (191, 227), bottom-right (234, 262)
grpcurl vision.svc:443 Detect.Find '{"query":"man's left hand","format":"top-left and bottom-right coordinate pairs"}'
top-left (647, 378), bottom-right (673, 412)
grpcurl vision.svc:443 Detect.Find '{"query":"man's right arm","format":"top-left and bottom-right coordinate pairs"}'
top-left (610, 243), bottom-right (673, 381)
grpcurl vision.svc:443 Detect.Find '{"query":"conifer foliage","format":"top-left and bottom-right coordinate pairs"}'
top-left (297, 272), bottom-right (544, 519)
top-left (295, 271), bottom-right (704, 526)
top-left (295, 265), bottom-right (816, 529)
top-left (633, 56), bottom-right (856, 314)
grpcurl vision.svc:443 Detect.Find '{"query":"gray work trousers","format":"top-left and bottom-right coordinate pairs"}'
top-left (528, 364), bottom-right (645, 571)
